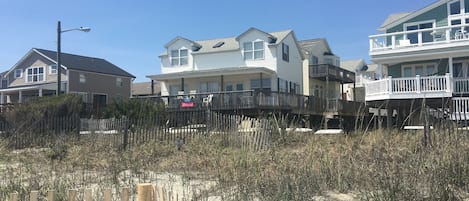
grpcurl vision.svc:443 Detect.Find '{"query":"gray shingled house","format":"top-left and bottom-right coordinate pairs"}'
top-left (0, 48), bottom-right (135, 110)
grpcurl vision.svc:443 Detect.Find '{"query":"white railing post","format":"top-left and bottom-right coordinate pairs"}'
top-left (369, 38), bottom-right (374, 51)
top-left (446, 73), bottom-right (452, 93)
top-left (418, 32), bottom-right (423, 46)
top-left (416, 75), bottom-right (421, 93)
top-left (388, 76), bottom-right (393, 94)
top-left (446, 29), bottom-right (451, 42)
top-left (391, 35), bottom-right (396, 49)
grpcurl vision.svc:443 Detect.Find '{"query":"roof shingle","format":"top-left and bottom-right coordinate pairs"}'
top-left (34, 48), bottom-right (135, 78)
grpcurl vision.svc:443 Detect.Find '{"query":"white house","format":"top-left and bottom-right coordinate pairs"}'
top-left (148, 27), bottom-right (304, 97)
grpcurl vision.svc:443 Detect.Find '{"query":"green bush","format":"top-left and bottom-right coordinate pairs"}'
top-left (104, 98), bottom-right (165, 119)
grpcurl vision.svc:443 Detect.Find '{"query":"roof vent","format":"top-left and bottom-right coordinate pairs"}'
top-left (213, 42), bottom-right (225, 48)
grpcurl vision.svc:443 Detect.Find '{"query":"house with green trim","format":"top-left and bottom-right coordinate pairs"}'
top-left (366, 0), bottom-right (469, 126)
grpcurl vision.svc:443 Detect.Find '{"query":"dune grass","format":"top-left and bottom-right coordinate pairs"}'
top-left (1, 129), bottom-right (469, 200)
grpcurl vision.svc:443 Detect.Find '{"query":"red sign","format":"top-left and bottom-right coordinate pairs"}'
top-left (181, 101), bottom-right (194, 108)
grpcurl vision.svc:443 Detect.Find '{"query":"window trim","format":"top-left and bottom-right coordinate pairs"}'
top-left (448, 0), bottom-right (464, 16)
top-left (403, 20), bottom-right (436, 44)
top-left (25, 66), bottom-right (45, 83)
top-left (49, 65), bottom-right (57, 74)
top-left (14, 69), bottom-right (23, 79)
top-left (116, 77), bottom-right (123, 87)
top-left (401, 62), bottom-right (437, 77)
top-left (170, 49), bottom-right (189, 66)
top-left (243, 40), bottom-right (265, 60)
top-left (79, 73), bottom-right (86, 83)
top-left (282, 43), bottom-right (289, 62)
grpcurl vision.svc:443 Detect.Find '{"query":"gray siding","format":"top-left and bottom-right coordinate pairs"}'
top-left (68, 70), bottom-right (131, 103)
top-left (8, 52), bottom-right (66, 87)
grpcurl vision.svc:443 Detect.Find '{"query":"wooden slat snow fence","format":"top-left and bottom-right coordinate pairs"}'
top-left (0, 111), bottom-right (273, 151)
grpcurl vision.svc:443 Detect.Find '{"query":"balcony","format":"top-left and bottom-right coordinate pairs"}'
top-left (369, 24), bottom-right (469, 56)
top-left (134, 90), bottom-right (364, 116)
top-left (309, 64), bottom-right (355, 83)
top-left (365, 74), bottom-right (453, 101)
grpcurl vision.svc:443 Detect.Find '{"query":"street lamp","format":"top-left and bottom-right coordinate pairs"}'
top-left (56, 21), bottom-right (91, 96)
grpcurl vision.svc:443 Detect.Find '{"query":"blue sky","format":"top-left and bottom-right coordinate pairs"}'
top-left (0, 0), bottom-right (436, 82)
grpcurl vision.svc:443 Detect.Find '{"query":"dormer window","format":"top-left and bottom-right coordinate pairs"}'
top-left (243, 41), bottom-right (264, 60)
top-left (170, 49), bottom-right (188, 66)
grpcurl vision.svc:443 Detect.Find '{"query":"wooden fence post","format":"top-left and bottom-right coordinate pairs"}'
top-left (9, 192), bottom-right (18, 201)
top-left (30, 191), bottom-right (39, 201)
top-left (121, 187), bottom-right (130, 201)
top-left (84, 189), bottom-right (92, 201)
top-left (103, 188), bottom-right (112, 201)
top-left (68, 189), bottom-right (78, 201)
top-left (47, 190), bottom-right (55, 201)
top-left (137, 183), bottom-right (154, 201)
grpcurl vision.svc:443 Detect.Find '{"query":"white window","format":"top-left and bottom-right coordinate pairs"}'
top-left (49, 65), bottom-right (57, 74)
top-left (116, 77), bottom-right (123, 87)
top-left (279, 78), bottom-right (288, 92)
top-left (79, 73), bottom-right (86, 83)
top-left (402, 63), bottom-right (437, 77)
top-left (250, 78), bottom-right (271, 90)
top-left (170, 49), bottom-right (188, 66)
top-left (200, 81), bottom-right (219, 93)
top-left (14, 69), bottom-right (22, 78)
top-left (449, 0), bottom-right (462, 15)
top-left (404, 20), bottom-right (435, 44)
top-left (243, 41), bottom-right (264, 60)
top-left (26, 67), bottom-right (44, 83)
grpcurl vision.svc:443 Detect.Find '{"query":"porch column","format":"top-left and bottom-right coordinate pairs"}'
top-left (151, 80), bottom-right (155, 95)
top-left (0, 92), bottom-right (4, 104)
top-left (449, 56), bottom-right (454, 77)
top-left (181, 78), bottom-right (185, 92)
top-left (220, 75), bottom-right (224, 91)
top-left (39, 88), bottom-right (43, 97)
top-left (18, 90), bottom-right (23, 103)
top-left (259, 73), bottom-right (263, 89)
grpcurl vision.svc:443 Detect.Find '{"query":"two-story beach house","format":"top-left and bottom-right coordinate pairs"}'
top-left (366, 0), bottom-right (469, 127)
top-left (0, 48), bottom-right (135, 111)
top-left (147, 27), bottom-right (306, 114)
top-left (146, 28), bottom-right (364, 130)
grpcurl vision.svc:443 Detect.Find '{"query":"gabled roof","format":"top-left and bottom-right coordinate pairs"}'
top-left (298, 38), bottom-right (333, 57)
top-left (164, 36), bottom-right (201, 49)
top-left (32, 48), bottom-right (135, 78)
top-left (341, 59), bottom-right (366, 72)
top-left (235, 27), bottom-right (277, 42)
top-left (380, 12), bottom-right (412, 29)
top-left (160, 28), bottom-right (295, 56)
top-left (379, 0), bottom-right (446, 32)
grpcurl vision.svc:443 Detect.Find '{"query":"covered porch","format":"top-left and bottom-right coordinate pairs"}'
top-left (0, 82), bottom-right (60, 105)
top-left (147, 67), bottom-right (285, 97)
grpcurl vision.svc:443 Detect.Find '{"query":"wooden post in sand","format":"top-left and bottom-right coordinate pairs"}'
top-left (137, 183), bottom-right (154, 201)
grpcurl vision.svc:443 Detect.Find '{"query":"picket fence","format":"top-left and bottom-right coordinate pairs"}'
top-left (1, 111), bottom-right (273, 151)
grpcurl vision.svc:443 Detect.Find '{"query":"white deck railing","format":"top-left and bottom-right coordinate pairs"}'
top-left (365, 74), bottom-right (452, 100)
top-left (369, 24), bottom-right (469, 52)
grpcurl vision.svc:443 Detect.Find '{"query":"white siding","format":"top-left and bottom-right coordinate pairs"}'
top-left (275, 33), bottom-right (304, 93)
top-left (194, 51), bottom-right (244, 70)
